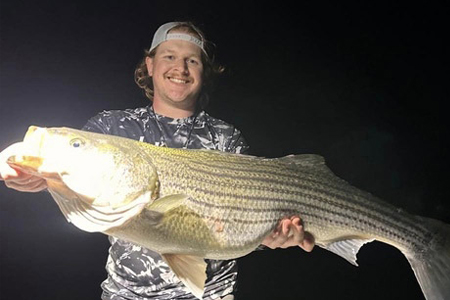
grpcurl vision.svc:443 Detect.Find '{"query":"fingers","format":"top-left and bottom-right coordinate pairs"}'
top-left (0, 157), bottom-right (18, 181)
top-left (289, 217), bottom-right (304, 243)
top-left (262, 217), bottom-right (295, 249)
top-left (261, 221), bottom-right (283, 249)
top-left (0, 168), bottom-right (19, 181)
top-left (299, 232), bottom-right (315, 252)
top-left (0, 142), bottom-right (23, 181)
top-left (281, 217), bottom-right (306, 249)
top-left (270, 220), bottom-right (291, 248)
top-left (0, 143), bottom-right (47, 192)
top-left (262, 216), bottom-right (315, 251)
top-left (4, 175), bottom-right (47, 192)
top-left (1, 168), bottom-right (47, 192)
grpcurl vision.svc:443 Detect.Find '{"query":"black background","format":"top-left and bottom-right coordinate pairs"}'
top-left (0, 1), bottom-right (448, 299)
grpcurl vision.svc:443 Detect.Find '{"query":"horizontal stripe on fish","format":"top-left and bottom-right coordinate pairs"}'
top-left (173, 159), bottom-right (420, 225)
top-left (164, 168), bottom-right (428, 243)
top-left (180, 189), bottom-right (428, 249)
top-left (17, 127), bottom-right (449, 300)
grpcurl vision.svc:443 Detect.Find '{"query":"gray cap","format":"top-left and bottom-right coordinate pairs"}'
top-left (149, 22), bottom-right (205, 53)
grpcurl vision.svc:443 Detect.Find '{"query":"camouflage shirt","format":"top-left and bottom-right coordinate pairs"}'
top-left (82, 105), bottom-right (249, 300)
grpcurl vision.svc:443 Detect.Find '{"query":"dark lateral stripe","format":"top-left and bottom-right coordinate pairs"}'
top-left (184, 159), bottom-right (375, 200)
top-left (179, 167), bottom-right (425, 236)
top-left (154, 152), bottom-right (428, 245)
top-left (155, 151), bottom-right (346, 196)
top-left (172, 181), bottom-right (427, 246)
top-left (186, 196), bottom-right (426, 248)
top-left (193, 162), bottom-right (424, 231)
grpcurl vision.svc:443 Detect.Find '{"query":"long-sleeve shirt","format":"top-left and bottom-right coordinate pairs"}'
top-left (82, 105), bottom-right (249, 300)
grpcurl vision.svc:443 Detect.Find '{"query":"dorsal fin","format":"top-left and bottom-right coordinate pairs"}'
top-left (280, 154), bottom-right (326, 167)
top-left (279, 154), bottom-right (337, 176)
top-left (279, 154), bottom-right (352, 188)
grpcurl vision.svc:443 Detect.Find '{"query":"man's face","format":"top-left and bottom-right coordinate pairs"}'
top-left (146, 38), bottom-right (204, 111)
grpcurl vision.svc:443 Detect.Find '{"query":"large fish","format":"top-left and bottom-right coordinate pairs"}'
top-left (6, 126), bottom-right (450, 300)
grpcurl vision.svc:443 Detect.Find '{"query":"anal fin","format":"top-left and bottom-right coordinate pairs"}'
top-left (323, 238), bottom-right (374, 266)
top-left (162, 253), bottom-right (207, 299)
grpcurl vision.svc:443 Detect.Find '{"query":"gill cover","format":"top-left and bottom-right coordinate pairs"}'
top-left (28, 127), bottom-right (159, 232)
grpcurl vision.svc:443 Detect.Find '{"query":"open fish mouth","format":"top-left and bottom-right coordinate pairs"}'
top-left (7, 155), bottom-right (44, 175)
top-left (6, 126), bottom-right (46, 174)
top-left (6, 126), bottom-right (60, 180)
top-left (6, 126), bottom-right (44, 175)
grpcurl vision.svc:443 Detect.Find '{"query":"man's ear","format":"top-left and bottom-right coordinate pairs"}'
top-left (145, 56), bottom-right (153, 76)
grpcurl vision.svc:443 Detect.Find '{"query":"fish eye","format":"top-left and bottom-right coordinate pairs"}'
top-left (70, 138), bottom-right (85, 148)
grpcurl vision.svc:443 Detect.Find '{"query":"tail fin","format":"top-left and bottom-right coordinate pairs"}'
top-left (405, 217), bottom-right (450, 300)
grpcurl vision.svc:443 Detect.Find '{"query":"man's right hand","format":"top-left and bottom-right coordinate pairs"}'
top-left (0, 142), bottom-right (47, 192)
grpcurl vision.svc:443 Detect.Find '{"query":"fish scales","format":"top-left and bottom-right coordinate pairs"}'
top-left (133, 145), bottom-right (425, 256)
top-left (189, 161), bottom-right (423, 234)
top-left (183, 156), bottom-right (430, 238)
top-left (9, 126), bottom-right (450, 300)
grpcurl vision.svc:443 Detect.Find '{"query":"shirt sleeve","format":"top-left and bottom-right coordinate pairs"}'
top-left (81, 113), bottom-right (110, 134)
top-left (225, 127), bottom-right (250, 154)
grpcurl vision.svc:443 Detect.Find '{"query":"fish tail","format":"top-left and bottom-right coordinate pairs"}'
top-left (404, 217), bottom-right (450, 300)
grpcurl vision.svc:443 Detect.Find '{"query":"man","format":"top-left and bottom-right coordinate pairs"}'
top-left (0, 22), bottom-right (314, 299)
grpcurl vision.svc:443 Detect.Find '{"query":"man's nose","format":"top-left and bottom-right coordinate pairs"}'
top-left (174, 59), bottom-right (189, 74)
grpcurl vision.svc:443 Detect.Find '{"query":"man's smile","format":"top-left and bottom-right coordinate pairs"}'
top-left (168, 76), bottom-right (190, 84)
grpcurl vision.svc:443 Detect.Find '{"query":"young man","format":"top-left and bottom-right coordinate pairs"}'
top-left (0, 22), bottom-right (314, 300)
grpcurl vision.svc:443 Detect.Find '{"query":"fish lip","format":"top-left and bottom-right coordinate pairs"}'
top-left (8, 126), bottom-right (48, 175)
top-left (7, 155), bottom-right (43, 175)
top-left (7, 155), bottom-right (61, 181)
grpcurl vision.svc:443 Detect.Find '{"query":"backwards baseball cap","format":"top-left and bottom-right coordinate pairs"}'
top-left (149, 22), bottom-right (206, 54)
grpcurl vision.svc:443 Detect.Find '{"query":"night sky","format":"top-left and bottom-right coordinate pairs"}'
top-left (0, 1), bottom-right (448, 300)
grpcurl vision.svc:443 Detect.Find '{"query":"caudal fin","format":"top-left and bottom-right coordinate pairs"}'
top-left (405, 217), bottom-right (450, 300)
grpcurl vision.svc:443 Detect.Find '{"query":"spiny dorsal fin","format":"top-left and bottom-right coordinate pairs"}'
top-left (162, 253), bottom-right (207, 299)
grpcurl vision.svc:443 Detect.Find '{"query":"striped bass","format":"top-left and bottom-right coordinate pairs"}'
top-left (7, 126), bottom-right (450, 300)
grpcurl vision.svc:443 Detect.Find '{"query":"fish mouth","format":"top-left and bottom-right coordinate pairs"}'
top-left (7, 155), bottom-right (44, 175)
top-left (6, 126), bottom-right (53, 178)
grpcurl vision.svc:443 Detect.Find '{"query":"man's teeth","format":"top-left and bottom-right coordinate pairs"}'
top-left (169, 77), bottom-right (188, 84)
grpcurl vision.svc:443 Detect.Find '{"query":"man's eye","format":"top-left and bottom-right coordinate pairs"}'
top-left (187, 58), bottom-right (199, 65)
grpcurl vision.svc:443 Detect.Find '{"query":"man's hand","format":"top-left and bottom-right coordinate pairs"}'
top-left (262, 216), bottom-right (315, 252)
top-left (0, 142), bottom-right (47, 192)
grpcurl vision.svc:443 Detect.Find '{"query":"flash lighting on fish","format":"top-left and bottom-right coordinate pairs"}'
top-left (7, 126), bottom-right (450, 300)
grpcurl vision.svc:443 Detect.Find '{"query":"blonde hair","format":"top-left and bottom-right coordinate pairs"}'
top-left (134, 22), bottom-right (224, 110)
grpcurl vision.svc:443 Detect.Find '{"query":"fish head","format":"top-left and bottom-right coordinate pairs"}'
top-left (8, 126), bottom-right (159, 209)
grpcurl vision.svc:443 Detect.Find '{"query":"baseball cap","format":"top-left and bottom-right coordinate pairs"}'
top-left (149, 22), bottom-right (206, 53)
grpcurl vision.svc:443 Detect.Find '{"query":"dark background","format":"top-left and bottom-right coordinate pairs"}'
top-left (0, 1), bottom-right (448, 299)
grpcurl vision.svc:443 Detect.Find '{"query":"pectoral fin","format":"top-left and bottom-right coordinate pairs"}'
top-left (162, 253), bottom-right (207, 299)
top-left (150, 195), bottom-right (208, 299)
top-left (322, 238), bottom-right (374, 266)
top-left (147, 194), bottom-right (190, 212)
